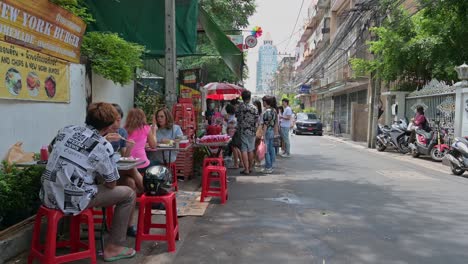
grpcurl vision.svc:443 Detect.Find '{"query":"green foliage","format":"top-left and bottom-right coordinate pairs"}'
top-left (302, 107), bottom-right (317, 113)
top-left (82, 32), bottom-right (145, 85)
top-left (201, 0), bottom-right (256, 29)
top-left (53, 1), bottom-right (144, 85)
top-left (180, 0), bottom-right (256, 83)
top-left (349, 58), bottom-right (376, 77)
top-left (0, 161), bottom-right (45, 230)
top-left (134, 86), bottom-right (165, 123)
top-left (50, 0), bottom-right (94, 24)
top-left (361, 0), bottom-right (468, 83)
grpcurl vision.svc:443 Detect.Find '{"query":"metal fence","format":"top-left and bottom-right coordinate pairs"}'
top-left (404, 81), bottom-right (455, 144)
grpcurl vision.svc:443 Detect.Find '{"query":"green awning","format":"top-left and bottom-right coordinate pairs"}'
top-left (84, 0), bottom-right (198, 57)
top-left (198, 7), bottom-right (244, 80)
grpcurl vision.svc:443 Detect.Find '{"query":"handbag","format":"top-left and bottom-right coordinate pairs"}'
top-left (273, 136), bottom-right (281, 147)
top-left (256, 140), bottom-right (266, 161)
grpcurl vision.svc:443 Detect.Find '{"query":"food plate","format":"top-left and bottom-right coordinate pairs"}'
top-left (158, 144), bottom-right (173, 148)
top-left (119, 157), bottom-right (139, 163)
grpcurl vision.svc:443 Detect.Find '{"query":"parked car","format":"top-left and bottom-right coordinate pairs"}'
top-left (293, 113), bottom-right (323, 136)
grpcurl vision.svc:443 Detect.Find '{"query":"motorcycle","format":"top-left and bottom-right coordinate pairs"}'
top-left (409, 120), bottom-right (449, 161)
top-left (376, 119), bottom-right (411, 154)
top-left (443, 137), bottom-right (468, 176)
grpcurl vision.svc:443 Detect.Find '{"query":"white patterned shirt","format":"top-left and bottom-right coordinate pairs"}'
top-left (40, 125), bottom-right (120, 215)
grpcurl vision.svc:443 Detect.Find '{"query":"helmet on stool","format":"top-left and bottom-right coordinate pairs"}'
top-left (143, 166), bottom-right (173, 196)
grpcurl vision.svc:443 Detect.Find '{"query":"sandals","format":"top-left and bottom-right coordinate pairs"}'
top-left (104, 247), bottom-right (136, 262)
top-left (240, 170), bottom-right (251, 175)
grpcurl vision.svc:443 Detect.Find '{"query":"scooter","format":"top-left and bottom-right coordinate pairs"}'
top-left (443, 137), bottom-right (468, 175)
top-left (409, 120), bottom-right (449, 161)
top-left (376, 119), bottom-right (410, 154)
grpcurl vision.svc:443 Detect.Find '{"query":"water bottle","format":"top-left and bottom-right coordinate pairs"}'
top-left (40, 145), bottom-right (49, 161)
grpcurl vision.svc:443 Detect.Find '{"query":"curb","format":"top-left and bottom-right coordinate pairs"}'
top-left (322, 135), bottom-right (450, 174)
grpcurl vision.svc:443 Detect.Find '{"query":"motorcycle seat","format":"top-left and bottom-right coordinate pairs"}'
top-left (416, 129), bottom-right (433, 139)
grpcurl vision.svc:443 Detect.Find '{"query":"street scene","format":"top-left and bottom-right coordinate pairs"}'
top-left (0, 0), bottom-right (467, 264)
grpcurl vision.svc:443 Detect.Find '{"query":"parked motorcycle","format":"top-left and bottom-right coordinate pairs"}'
top-left (409, 120), bottom-right (449, 161)
top-left (376, 119), bottom-right (411, 154)
top-left (443, 137), bottom-right (468, 175)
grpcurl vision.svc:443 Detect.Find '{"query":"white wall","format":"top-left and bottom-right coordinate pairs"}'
top-left (92, 74), bottom-right (134, 122)
top-left (0, 67), bottom-right (136, 157)
top-left (0, 64), bottom-right (87, 156)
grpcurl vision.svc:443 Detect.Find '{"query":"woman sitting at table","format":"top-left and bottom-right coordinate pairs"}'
top-left (124, 108), bottom-right (158, 173)
top-left (122, 108), bottom-right (157, 236)
top-left (153, 107), bottom-right (184, 164)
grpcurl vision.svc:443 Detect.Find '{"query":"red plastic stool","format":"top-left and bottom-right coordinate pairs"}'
top-left (168, 162), bottom-right (178, 191)
top-left (28, 206), bottom-right (97, 264)
top-left (135, 193), bottom-right (179, 252)
top-left (202, 157), bottom-right (225, 169)
top-left (200, 165), bottom-right (228, 204)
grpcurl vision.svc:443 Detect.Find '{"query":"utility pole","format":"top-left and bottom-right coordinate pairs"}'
top-left (367, 4), bottom-right (384, 149)
top-left (165, 0), bottom-right (177, 108)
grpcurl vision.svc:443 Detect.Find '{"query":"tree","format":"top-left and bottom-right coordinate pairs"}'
top-left (179, 0), bottom-right (256, 83)
top-left (350, 0), bottom-right (468, 85)
top-left (51, 0), bottom-right (145, 85)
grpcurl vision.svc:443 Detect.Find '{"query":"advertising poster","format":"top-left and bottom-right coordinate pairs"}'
top-left (180, 85), bottom-right (201, 112)
top-left (0, 40), bottom-right (70, 102)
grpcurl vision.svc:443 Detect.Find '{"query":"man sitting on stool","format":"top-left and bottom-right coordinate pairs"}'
top-left (40, 102), bottom-right (137, 262)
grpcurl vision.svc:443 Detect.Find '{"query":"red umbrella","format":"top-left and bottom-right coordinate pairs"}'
top-left (204, 82), bottom-right (245, 101)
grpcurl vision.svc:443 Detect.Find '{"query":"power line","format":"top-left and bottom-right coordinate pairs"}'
top-left (283, 0), bottom-right (306, 53)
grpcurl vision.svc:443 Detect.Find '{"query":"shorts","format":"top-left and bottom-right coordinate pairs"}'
top-left (240, 134), bottom-right (255, 152)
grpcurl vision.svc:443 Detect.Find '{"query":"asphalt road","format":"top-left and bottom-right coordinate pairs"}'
top-left (10, 135), bottom-right (468, 264)
top-left (162, 134), bottom-right (468, 264)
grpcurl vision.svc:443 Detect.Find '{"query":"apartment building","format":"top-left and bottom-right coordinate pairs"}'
top-left (294, 0), bottom-right (374, 139)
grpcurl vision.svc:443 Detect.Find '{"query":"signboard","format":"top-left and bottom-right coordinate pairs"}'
top-left (299, 84), bottom-right (311, 94)
top-left (179, 68), bottom-right (201, 90)
top-left (0, 40), bottom-right (70, 102)
top-left (180, 85), bottom-right (201, 112)
top-left (227, 35), bottom-right (244, 51)
top-left (0, 0), bottom-right (86, 63)
top-left (244, 35), bottom-right (257, 48)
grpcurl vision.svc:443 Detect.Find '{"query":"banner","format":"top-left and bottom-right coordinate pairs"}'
top-left (0, 0), bottom-right (86, 63)
top-left (0, 40), bottom-right (69, 102)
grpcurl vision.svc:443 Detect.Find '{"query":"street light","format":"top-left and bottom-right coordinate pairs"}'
top-left (455, 63), bottom-right (468, 81)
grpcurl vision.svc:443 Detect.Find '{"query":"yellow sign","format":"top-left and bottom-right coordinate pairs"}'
top-left (0, 0), bottom-right (86, 63)
top-left (0, 40), bottom-right (70, 102)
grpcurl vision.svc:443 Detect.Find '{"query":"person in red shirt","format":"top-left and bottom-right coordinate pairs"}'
top-left (409, 106), bottom-right (429, 143)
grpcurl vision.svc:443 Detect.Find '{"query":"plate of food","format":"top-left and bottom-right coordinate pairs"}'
top-left (157, 143), bottom-right (173, 148)
top-left (118, 157), bottom-right (139, 163)
top-left (5, 68), bottom-right (22, 96)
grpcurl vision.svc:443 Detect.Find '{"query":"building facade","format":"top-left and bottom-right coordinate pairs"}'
top-left (256, 33), bottom-right (278, 94)
top-left (293, 0), bottom-right (374, 139)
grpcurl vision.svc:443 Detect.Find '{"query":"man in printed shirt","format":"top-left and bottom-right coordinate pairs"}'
top-left (235, 90), bottom-right (259, 175)
top-left (41, 102), bottom-right (137, 262)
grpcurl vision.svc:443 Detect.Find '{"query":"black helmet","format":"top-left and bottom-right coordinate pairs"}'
top-left (143, 166), bottom-right (173, 196)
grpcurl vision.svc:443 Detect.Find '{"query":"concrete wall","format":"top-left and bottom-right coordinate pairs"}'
top-left (0, 67), bottom-right (135, 159)
top-left (92, 73), bottom-right (135, 122)
top-left (0, 64), bottom-right (87, 157)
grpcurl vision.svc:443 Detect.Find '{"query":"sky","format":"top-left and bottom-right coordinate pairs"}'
top-left (245, 0), bottom-right (310, 93)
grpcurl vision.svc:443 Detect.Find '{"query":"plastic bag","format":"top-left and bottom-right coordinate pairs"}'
top-left (256, 140), bottom-right (266, 161)
top-left (4, 142), bottom-right (35, 164)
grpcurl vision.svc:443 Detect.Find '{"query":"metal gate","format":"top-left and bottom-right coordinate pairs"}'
top-left (404, 79), bottom-right (455, 143)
